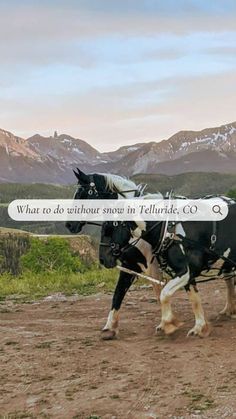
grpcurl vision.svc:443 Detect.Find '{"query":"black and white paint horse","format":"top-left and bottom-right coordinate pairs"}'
top-left (99, 199), bottom-right (236, 337)
top-left (66, 169), bottom-right (162, 339)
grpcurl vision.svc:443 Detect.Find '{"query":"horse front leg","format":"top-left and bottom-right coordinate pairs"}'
top-left (143, 256), bottom-right (166, 331)
top-left (158, 268), bottom-right (189, 335)
top-left (187, 286), bottom-right (210, 337)
top-left (146, 257), bottom-right (162, 302)
top-left (219, 277), bottom-right (236, 318)
top-left (101, 270), bottom-right (135, 340)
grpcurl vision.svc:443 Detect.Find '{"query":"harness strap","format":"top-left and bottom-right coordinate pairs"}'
top-left (84, 221), bottom-right (102, 227)
top-left (171, 234), bottom-right (236, 269)
top-left (151, 191), bottom-right (175, 259)
top-left (112, 185), bottom-right (141, 197)
top-left (210, 220), bottom-right (217, 250)
top-left (195, 273), bottom-right (235, 284)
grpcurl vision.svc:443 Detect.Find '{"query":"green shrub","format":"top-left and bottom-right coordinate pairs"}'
top-left (21, 237), bottom-right (85, 274)
top-left (0, 234), bottom-right (30, 275)
top-left (227, 189), bottom-right (236, 199)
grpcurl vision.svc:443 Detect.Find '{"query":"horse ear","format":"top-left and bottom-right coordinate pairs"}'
top-left (73, 168), bottom-right (89, 183)
top-left (73, 169), bottom-right (80, 180)
top-left (127, 221), bottom-right (137, 230)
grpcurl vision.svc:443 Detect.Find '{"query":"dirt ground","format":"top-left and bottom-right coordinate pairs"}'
top-left (0, 281), bottom-right (235, 419)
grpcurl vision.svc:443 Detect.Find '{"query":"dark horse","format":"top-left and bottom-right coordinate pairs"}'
top-left (66, 169), bottom-right (162, 339)
top-left (99, 200), bottom-right (236, 337)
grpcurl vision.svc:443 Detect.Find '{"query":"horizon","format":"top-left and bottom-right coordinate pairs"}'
top-left (0, 1), bottom-right (236, 151)
top-left (1, 118), bottom-right (236, 154)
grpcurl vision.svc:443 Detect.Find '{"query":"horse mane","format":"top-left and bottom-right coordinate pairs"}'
top-left (101, 173), bottom-right (163, 198)
top-left (102, 173), bottom-right (139, 195)
top-left (142, 192), bottom-right (163, 200)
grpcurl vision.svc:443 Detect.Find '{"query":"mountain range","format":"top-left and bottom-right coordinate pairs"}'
top-left (0, 122), bottom-right (236, 183)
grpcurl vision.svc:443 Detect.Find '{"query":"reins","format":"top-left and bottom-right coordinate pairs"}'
top-left (122, 221), bottom-right (163, 252)
top-left (84, 221), bottom-right (103, 227)
top-left (195, 273), bottom-right (235, 284)
top-left (77, 182), bottom-right (141, 230)
top-left (109, 192), bottom-right (172, 257)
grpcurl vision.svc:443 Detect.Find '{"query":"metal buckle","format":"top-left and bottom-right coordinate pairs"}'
top-left (211, 234), bottom-right (217, 244)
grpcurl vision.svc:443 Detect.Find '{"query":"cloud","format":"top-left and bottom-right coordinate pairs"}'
top-left (1, 70), bottom-right (235, 151)
top-left (1, 0), bottom-right (236, 45)
top-left (0, 1), bottom-right (235, 151)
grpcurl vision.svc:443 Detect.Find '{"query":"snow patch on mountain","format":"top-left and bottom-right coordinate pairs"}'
top-left (72, 147), bottom-right (84, 155)
top-left (0, 121), bottom-right (236, 182)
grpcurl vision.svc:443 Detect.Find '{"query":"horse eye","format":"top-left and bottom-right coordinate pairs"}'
top-left (113, 221), bottom-right (118, 227)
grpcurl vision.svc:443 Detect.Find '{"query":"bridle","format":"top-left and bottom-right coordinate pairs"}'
top-left (75, 173), bottom-right (141, 198)
top-left (74, 176), bottom-right (141, 229)
top-left (75, 183), bottom-right (117, 199)
top-left (99, 220), bottom-right (165, 259)
top-left (100, 221), bottom-right (135, 258)
top-left (99, 192), bottom-right (175, 259)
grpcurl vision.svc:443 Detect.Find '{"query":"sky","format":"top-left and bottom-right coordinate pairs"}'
top-left (0, 0), bottom-right (236, 152)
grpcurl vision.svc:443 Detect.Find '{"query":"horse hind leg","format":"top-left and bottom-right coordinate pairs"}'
top-left (219, 277), bottom-right (236, 318)
top-left (158, 270), bottom-right (189, 335)
top-left (187, 286), bottom-right (211, 337)
top-left (148, 265), bottom-right (181, 335)
top-left (146, 258), bottom-right (162, 302)
top-left (155, 275), bottom-right (183, 335)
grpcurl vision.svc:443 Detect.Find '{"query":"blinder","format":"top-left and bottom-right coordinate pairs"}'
top-left (100, 221), bottom-right (132, 258)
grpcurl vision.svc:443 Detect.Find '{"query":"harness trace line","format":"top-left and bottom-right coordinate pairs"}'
top-left (117, 264), bottom-right (235, 287)
top-left (97, 188), bottom-right (236, 285)
top-left (117, 265), bottom-right (165, 286)
top-left (116, 228), bottom-right (236, 287)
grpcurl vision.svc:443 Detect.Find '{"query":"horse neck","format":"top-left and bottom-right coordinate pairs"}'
top-left (141, 221), bottom-right (163, 248)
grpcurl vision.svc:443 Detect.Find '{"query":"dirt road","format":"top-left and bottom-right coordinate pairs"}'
top-left (0, 281), bottom-right (235, 418)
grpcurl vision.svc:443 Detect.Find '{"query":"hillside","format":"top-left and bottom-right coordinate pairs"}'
top-left (1, 174), bottom-right (236, 204)
top-left (0, 183), bottom-right (74, 204)
top-left (133, 172), bottom-right (236, 197)
top-left (0, 174), bottom-right (236, 236)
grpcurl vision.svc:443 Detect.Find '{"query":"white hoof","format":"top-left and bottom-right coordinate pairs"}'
top-left (156, 318), bottom-right (183, 335)
top-left (156, 322), bottom-right (164, 333)
top-left (101, 328), bottom-right (118, 340)
top-left (187, 323), bottom-right (210, 338)
top-left (219, 305), bottom-right (236, 318)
